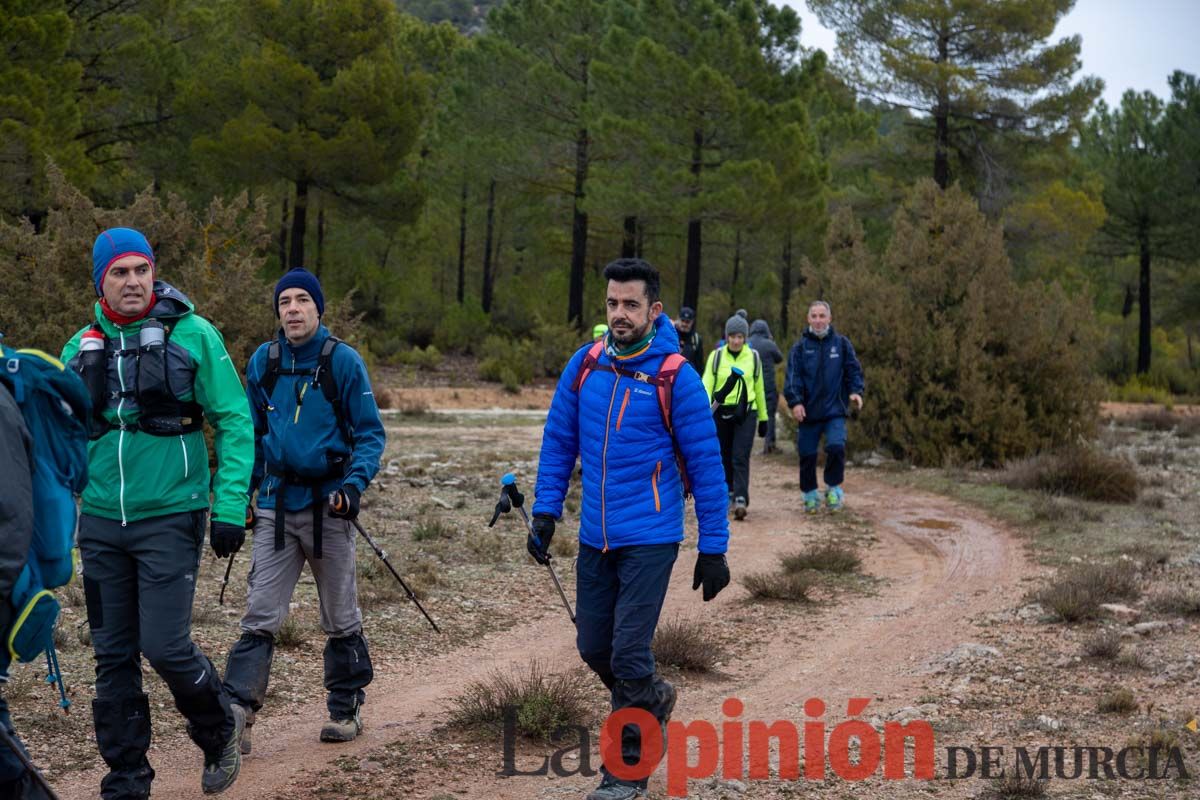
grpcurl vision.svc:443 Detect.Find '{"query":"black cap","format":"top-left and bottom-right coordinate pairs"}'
top-left (679, 307), bottom-right (695, 321)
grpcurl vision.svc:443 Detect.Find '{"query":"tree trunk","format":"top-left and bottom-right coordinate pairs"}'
top-left (683, 128), bottom-right (704, 313)
top-left (289, 177), bottom-right (309, 269)
top-left (1137, 224), bottom-right (1152, 374)
top-left (457, 181), bottom-right (468, 305)
top-left (934, 31), bottom-right (950, 189)
top-left (780, 232), bottom-right (793, 338)
top-left (622, 216), bottom-right (637, 258)
top-left (568, 126), bottom-right (589, 330)
top-left (315, 198), bottom-right (325, 278)
top-left (730, 229), bottom-right (742, 308)
top-left (482, 178), bottom-right (497, 314)
top-left (278, 197), bottom-right (289, 270)
top-left (635, 220), bottom-right (645, 259)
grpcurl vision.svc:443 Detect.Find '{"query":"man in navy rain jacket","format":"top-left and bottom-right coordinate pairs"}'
top-left (783, 300), bottom-right (864, 512)
top-left (531, 259), bottom-right (731, 800)
top-left (223, 268), bottom-right (385, 751)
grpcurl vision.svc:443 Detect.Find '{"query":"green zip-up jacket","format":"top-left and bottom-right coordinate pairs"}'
top-left (61, 283), bottom-right (254, 525)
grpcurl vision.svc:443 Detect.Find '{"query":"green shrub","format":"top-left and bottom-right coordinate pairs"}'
top-left (816, 184), bottom-right (1101, 467)
top-left (433, 303), bottom-right (491, 354)
top-left (780, 542), bottom-right (862, 574)
top-left (396, 344), bottom-right (442, 369)
top-left (1097, 687), bottom-right (1137, 714)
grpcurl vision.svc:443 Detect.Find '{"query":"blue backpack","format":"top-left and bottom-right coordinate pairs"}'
top-left (0, 344), bottom-right (91, 710)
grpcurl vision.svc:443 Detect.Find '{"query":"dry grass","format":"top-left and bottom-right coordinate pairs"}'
top-left (1001, 446), bottom-right (1139, 503)
top-left (779, 541), bottom-right (862, 574)
top-left (276, 616), bottom-right (307, 649)
top-left (1034, 561), bottom-right (1141, 622)
top-left (742, 571), bottom-right (815, 602)
top-left (1147, 585), bottom-right (1200, 617)
top-left (1097, 687), bottom-right (1137, 714)
top-left (984, 773), bottom-right (1049, 799)
top-left (448, 660), bottom-right (594, 741)
top-left (412, 517), bottom-right (456, 542)
top-left (652, 617), bottom-right (721, 673)
top-left (1118, 647), bottom-right (1151, 671)
top-left (1081, 629), bottom-right (1123, 660)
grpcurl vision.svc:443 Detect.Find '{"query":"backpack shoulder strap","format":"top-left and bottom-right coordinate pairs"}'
top-left (259, 340), bottom-right (283, 407)
top-left (653, 352), bottom-right (692, 499)
top-left (571, 340), bottom-right (606, 394)
top-left (315, 337), bottom-right (352, 444)
top-left (711, 347), bottom-right (722, 378)
top-left (753, 348), bottom-right (761, 382)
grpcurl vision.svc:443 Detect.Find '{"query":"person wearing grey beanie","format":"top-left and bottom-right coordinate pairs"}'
top-left (703, 314), bottom-right (769, 520)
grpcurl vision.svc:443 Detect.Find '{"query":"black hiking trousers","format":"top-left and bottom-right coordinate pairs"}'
top-left (80, 510), bottom-right (235, 799)
top-left (714, 412), bottom-right (756, 504)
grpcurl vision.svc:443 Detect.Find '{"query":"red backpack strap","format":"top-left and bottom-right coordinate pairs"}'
top-left (654, 353), bottom-right (692, 498)
top-left (571, 340), bottom-right (606, 394)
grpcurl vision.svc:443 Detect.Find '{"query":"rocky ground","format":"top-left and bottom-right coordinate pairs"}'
top-left (11, 371), bottom-right (1198, 800)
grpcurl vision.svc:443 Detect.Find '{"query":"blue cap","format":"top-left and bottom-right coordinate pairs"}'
top-left (274, 268), bottom-right (325, 317)
top-left (92, 228), bottom-right (155, 296)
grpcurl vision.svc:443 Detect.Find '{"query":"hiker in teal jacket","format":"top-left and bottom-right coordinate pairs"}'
top-left (223, 268), bottom-right (384, 752)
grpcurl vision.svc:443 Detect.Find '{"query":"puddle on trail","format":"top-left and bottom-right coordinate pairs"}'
top-left (905, 518), bottom-right (958, 530)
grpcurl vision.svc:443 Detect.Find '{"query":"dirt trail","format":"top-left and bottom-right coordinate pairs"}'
top-left (58, 435), bottom-right (1029, 799)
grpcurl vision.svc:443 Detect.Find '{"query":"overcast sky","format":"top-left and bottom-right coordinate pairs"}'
top-left (786, 0), bottom-right (1200, 108)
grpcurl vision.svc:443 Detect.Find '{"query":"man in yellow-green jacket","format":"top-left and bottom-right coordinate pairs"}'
top-left (61, 227), bottom-right (253, 798)
top-left (702, 314), bottom-right (768, 521)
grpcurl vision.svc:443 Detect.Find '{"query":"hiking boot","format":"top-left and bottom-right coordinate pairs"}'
top-left (826, 486), bottom-right (844, 512)
top-left (233, 705), bottom-right (252, 755)
top-left (201, 702), bottom-right (244, 794)
top-left (803, 490), bottom-right (821, 514)
top-left (320, 707), bottom-right (363, 743)
top-left (658, 679), bottom-right (677, 741)
top-left (733, 497), bottom-right (748, 520)
top-left (585, 775), bottom-right (645, 800)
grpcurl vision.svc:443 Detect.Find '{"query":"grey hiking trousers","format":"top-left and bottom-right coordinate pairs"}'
top-left (223, 506), bottom-right (372, 720)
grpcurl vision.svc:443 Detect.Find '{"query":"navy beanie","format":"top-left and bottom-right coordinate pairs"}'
top-left (274, 268), bottom-right (325, 316)
top-left (92, 228), bottom-right (155, 295)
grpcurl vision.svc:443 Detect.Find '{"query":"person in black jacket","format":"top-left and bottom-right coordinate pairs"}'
top-left (675, 306), bottom-right (704, 373)
top-left (783, 301), bottom-right (864, 512)
top-left (748, 319), bottom-right (784, 454)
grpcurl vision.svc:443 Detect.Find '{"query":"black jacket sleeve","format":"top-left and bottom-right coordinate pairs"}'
top-left (0, 384), bottom-right (33, 606)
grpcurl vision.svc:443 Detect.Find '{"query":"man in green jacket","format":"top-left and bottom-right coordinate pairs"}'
top-left (702, 314), bottom-right (769, 520)
top-left (62, 228), bottom-right (253, 798)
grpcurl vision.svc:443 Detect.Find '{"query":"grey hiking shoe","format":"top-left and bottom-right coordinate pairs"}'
top-left (320, 707), bottom-right (363, 743)
top-left (233, 705), bottom-right (252, 755)
top-left (585, 776), bottom-right (645, 800)
top-left (201, 702), bottom-right (244, 794)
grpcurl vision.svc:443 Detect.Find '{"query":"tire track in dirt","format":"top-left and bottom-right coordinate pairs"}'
top-left (57, 442), bottom-right (1028, 799)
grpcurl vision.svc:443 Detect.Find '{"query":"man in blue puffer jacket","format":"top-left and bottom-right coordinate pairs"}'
top-left (531, 259), bottom-right (730, 800)
top-left (223, 268), bottom-right (385, 752)
top-left (783, 300), bottom-right (864, 513)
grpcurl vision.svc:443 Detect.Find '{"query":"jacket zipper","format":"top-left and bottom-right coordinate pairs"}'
top-left (599, 376), bottom-right (621, 552)
top-left (180, 435), bottom-right (189, 478)
top-left (652, 461), bottom-right (661, 512)
top-left (615, 387), bottom-right (630, 431)
top-left (116, 331), bottom-right (128, 526)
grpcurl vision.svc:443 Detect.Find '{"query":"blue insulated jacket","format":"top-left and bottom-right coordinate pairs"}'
top-left (783, 326), bottom-right (865, 424)
top-left (534, 314), bottom-right (729, 554)
top-left (247, 326), bottom-right (385, 511)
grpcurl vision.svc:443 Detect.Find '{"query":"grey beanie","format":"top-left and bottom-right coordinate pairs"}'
top-left (725, 314), bottom-right (750, 337)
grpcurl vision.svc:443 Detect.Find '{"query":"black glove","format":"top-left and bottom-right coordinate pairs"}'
top-left (211, 519), bottom-right (246, 559)
top-left (528, 514), bottom-right (555, 565)
top-left (328, 485), bottom-right (360, 520)
top-left (757, 420), bottom-right (768, 438)
top-left (692, 553), bottom-right (730, 601)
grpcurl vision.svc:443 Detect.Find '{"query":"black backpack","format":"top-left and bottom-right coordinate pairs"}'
top-left (256, 336), bottom-right (351, 444)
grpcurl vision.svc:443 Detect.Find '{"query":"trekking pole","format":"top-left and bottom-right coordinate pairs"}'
top-left (0, 726), bottom-right (62, 800)
top-left (219, 554), bottom-right (235, 606)
top-left (710, 366), bottom-right (744, 413)
top-left (350, 519), bottom-right (441, 633)
top-left (490, 474), bottom-right (576, 624)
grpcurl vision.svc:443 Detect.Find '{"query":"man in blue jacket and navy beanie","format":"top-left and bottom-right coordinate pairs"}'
top-left (531, 259), bottom-right (731, 800)
top-left (222, 268), bottom-right (385, 751)
top-left (784, 300), bottom-right (864, 512)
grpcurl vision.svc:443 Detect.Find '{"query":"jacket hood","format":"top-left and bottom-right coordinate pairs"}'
top-left (749, 319), bottom-right (772, 339)
top-left (803, 323), bottom-right (837, 343)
